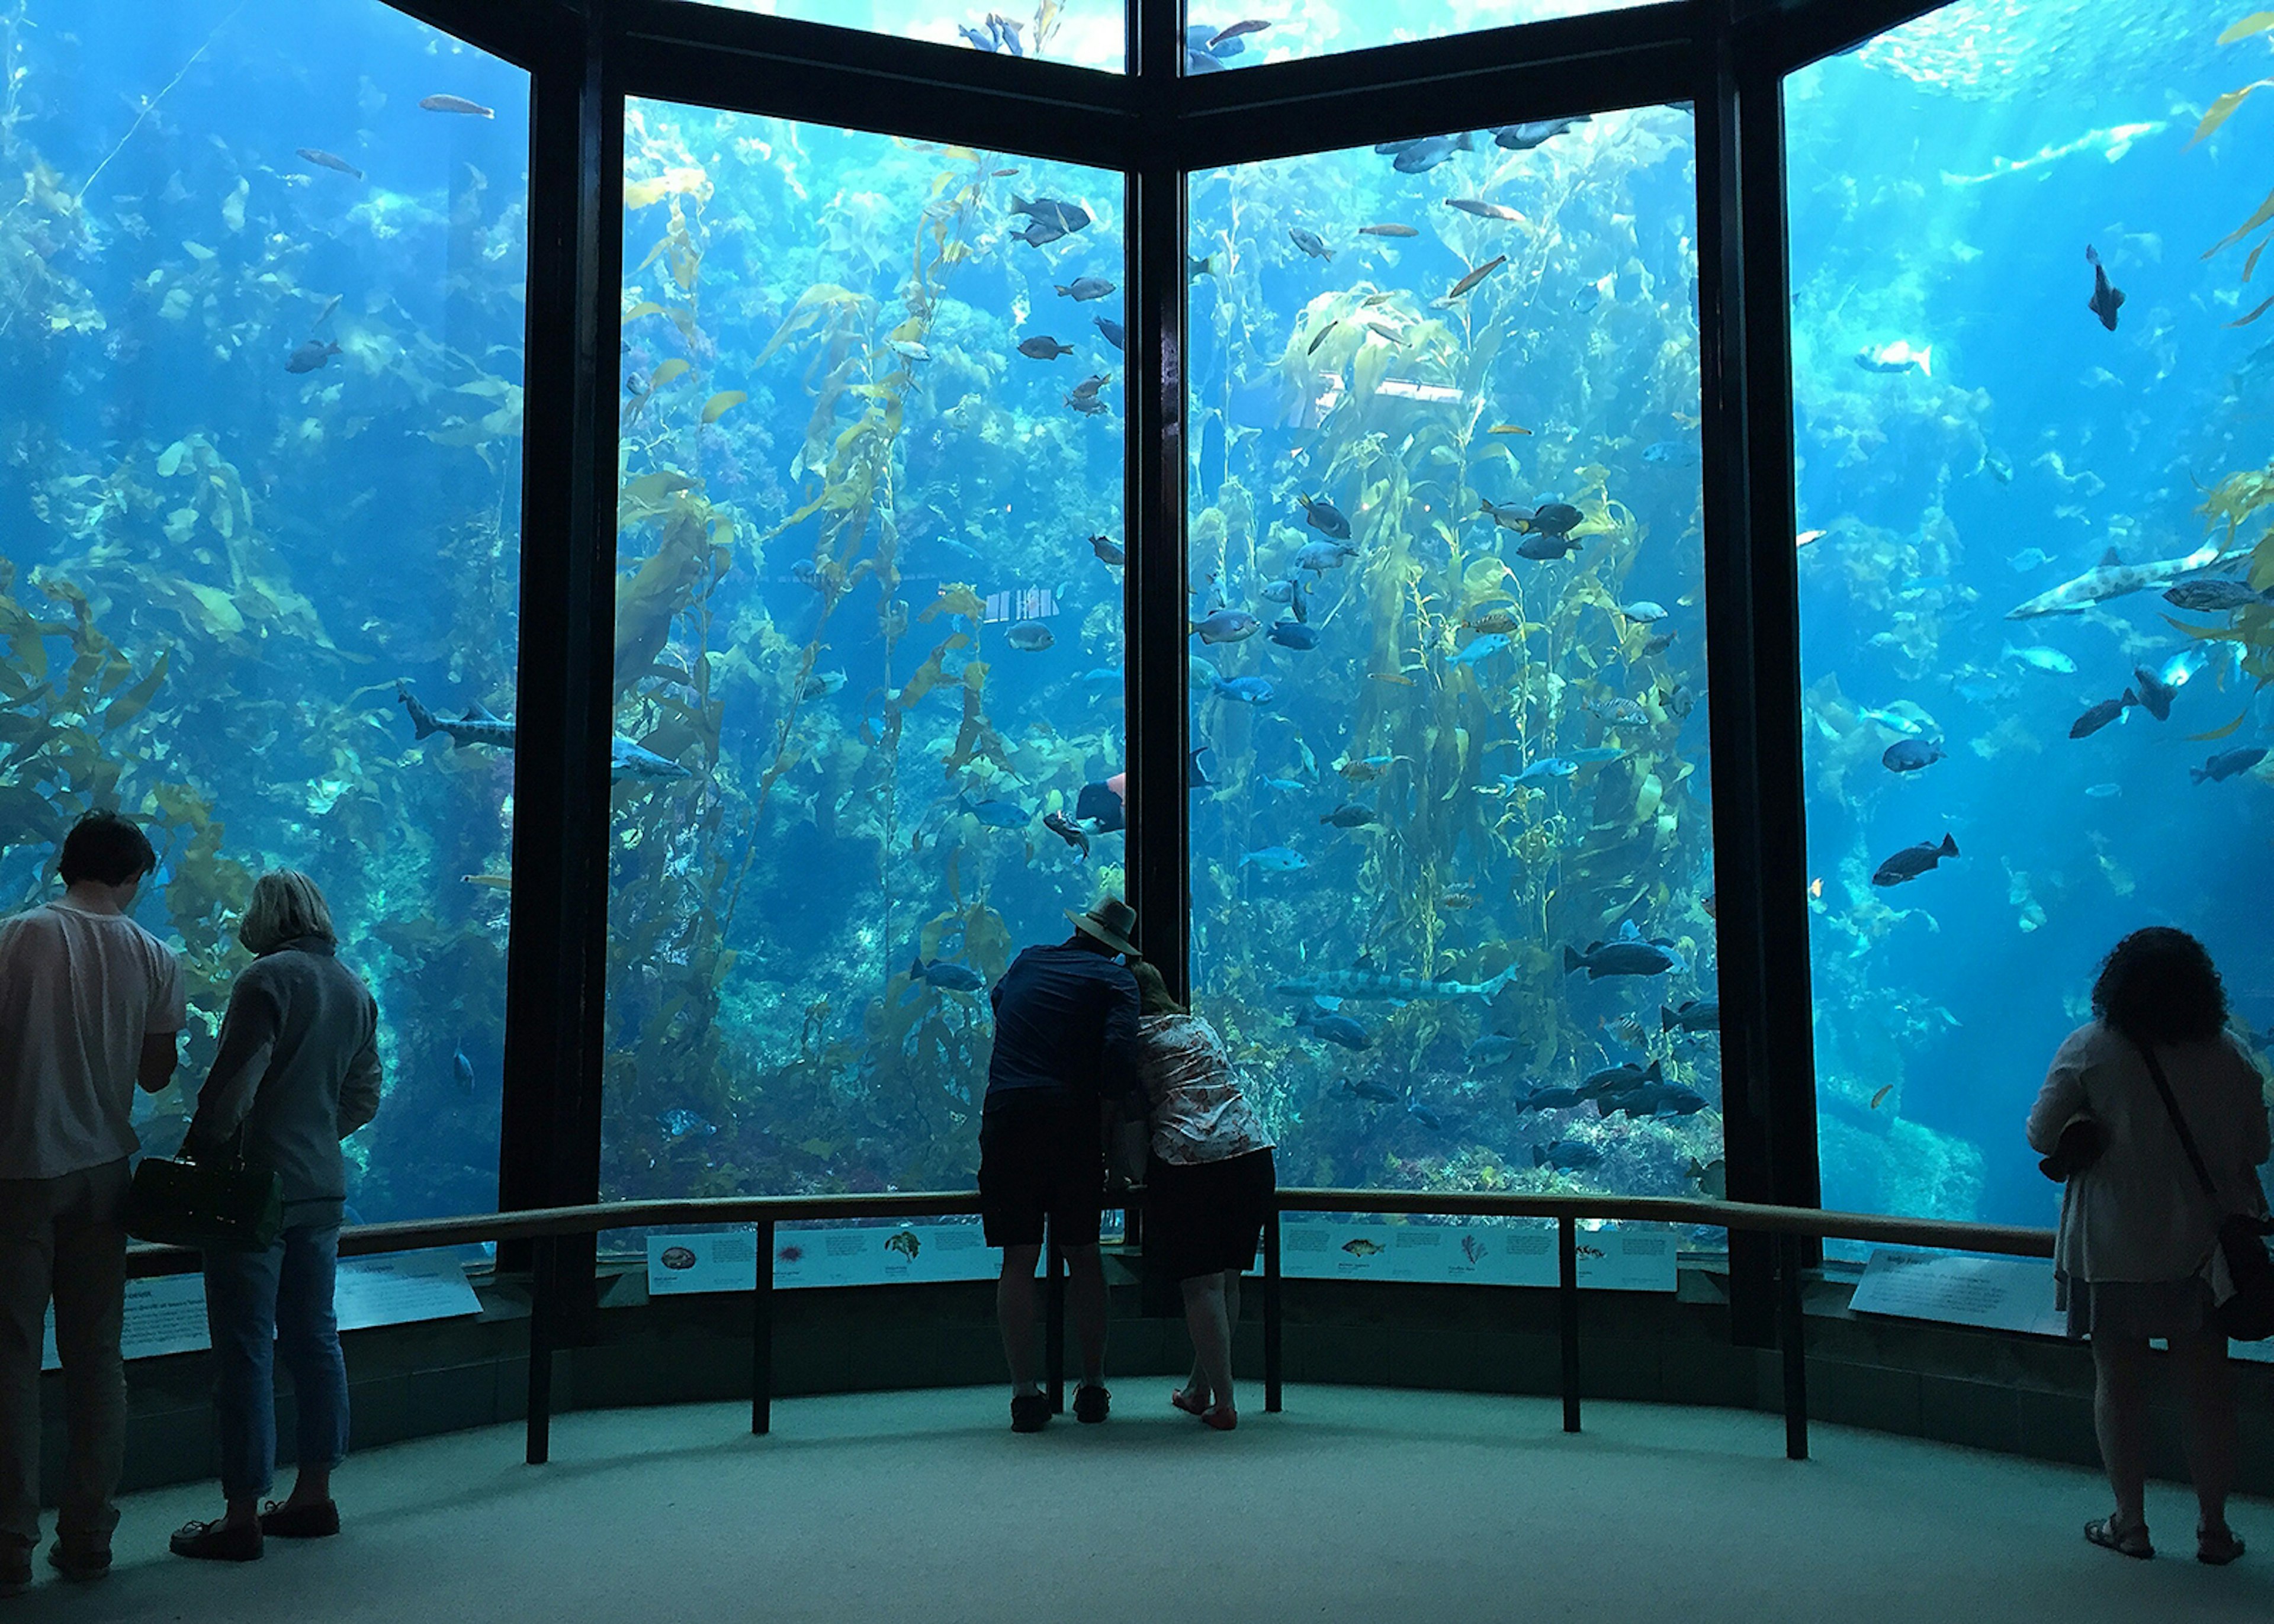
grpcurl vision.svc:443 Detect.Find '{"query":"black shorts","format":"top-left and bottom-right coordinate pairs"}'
top-left (1144, 1149), bottom-right (1275, 1282)
top-left (978, 1095), bottom-right (1103, 1249)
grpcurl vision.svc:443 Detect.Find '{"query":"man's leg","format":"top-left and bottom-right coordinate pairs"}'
top-left (1065, 1244), bottom-right (1107, 1388)
top-left (0, 1176), bottom-right (60, 1562)
top-left (997, 1245), bottom-right (1042, 1395)
top-left (48, 1162), bottom-right (129, 1560)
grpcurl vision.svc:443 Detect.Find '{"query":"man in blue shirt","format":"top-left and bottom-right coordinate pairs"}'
top-left (981, 896), bottom-right (1141, 1433)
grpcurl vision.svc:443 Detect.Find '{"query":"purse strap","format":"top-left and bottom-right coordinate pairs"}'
top-left (2137, 1040), bottom-right (2224, 1210)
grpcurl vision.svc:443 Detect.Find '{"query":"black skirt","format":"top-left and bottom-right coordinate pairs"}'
top-left (1144, 1149), bottom-right (1276, 1282)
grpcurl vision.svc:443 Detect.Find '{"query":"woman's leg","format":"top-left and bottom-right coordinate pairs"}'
top-left (201, 1244), bottom-right (284, 1529)
top-left (2167, 1322), bottom-right (2237, 1538)
top-left (272, 1227), bottom-right (348, 1511)
top-left (2090, 1334), bottom-right (2151, 1535)
top-left (1181, 1274), bottom-right (1233, 1411)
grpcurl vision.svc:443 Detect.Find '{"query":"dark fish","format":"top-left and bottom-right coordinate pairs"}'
top-left (286, 339), bottom-right (341, 374)
top-left (1268, 619), bottom-right (1319, 650)
top-left (1688, 1157), bottom-right (1727, 1199)
top-left (1360, 223), bottom-right (1419, 237)
top-left (1094, 316), bottom-right (1124, 350)
top-left (1075, 780), bottom-right (1126, 832)
top-left (1517, 1086), bottom-right (1585, 1112)
top-left (1190, 608), bottom-right (1260, 643)
top-left (1465, 1034), bottom-right (1518, 1066)
top-left (1320, 802), bottom-right (1380, 829)
top-left (1870, 832), bottom-right (1958, 887)
top-left (1405, 1099), bottom-right (1444, 1131)
top-left (1341, 1077), bottom-right (1401, 1104)
top-left (1597, 1083), bottom-right (1711, 1120)
top-left (452, 1046), bottom-right (474, 1092)
top-left (1289, 227), bottom-right (1333, 260)
top-left (957, 794), bottom-right (1029, 829)
top-left (1088, 533), bottom-right (1125, 565)
top-left (1389, 133), bottom-right (1475, 173)
top-left (1013, 219), bottom-right (1068, 248)
top-left (1514, 531), bottom-right (1581, 561)
top-left (1055, 277), bottom-right (1115, 300)
top-left (2067, 690), bottom-right (2135, 739)
top-left (1881, 739), bottom-right (1945, 773)
top-left (1018, 336), bottom-right (1075, 359)
top-left (2164, 578), bottom-right (2273, 612)
top-left (1043, 811), bottom-right (1090, 859)
top-left (1444, 255), bottom-right (1508, 300)
top-left (2085, 244), bottom-right (2124, 332)
top-left (1493, 117), bottom-right (1588, 151)
top-left (1514, 501), bottom-right (1581, 537)
top-left (1581, 1059), bottom-right (1661, 1098)
top-left (418, 94), bottom-right (493, 117)
top-left (1296, 1007), bottom-right (1372, 1050)
top-left (1307, 321), bottom-right (1338, 355)
top-left (297, 147), bottom-right (364, 179)
top-left (1207, 19), bottom-right (1270, 48)
top-left (1297, 494), bottom-right (1351, 538)
top-left (1563, 939), bottom-right (1682, 978)
top-left (2131, 665), bottom-right (2177, 722)
top-left (1661, 999), bottom-right (1721, 1034)
top-left (1534, 1140), bottom-right (1602, 1171)
top-left (910, 956), bottom-right (987, 991)
top-left (1012, 195), bottom-right (1090, 234)
top-left (2193, 745), bottom-right (2267, 784)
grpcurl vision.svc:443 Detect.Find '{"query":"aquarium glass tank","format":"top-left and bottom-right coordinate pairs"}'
top-left (695, 0), bottom-right (1126, 73)
top-left (1183, 3), bottom-right (1659, 73)
top-left (0, 0), bottom-right (530, 1223)
top-left (602, 104), bottom-right (1127, 1201)
top-left (1185, 107), bottom-right (1722, 1206)
top-left (1790, 0), bottom-right (2274, 1232)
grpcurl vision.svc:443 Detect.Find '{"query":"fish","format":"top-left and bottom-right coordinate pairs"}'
top-left (1515, 1086), bottom-right (1585, 1112)
top-left (2192, 745), bottom-right (2267, 784)
top-left (659, 1246), bottom-right (698, 1270)
top-left (297, 147), bottom-right (364, 179)
top-left (1795, 529), bottom-right (1826, 549)
top-left (1190, 254), bottom-right (1216, 279)
top-left (1570, 284), bottom-right (1603, 314)
top-left (1496, 499), bottom-right (1582, 538)
top-left (1075, 782), bottom-right (1126, 832)
top-left (1241, 846), bottom-right (1309, 872)
top-left (910, 956), bottom-right (987, 991)
top-left (418, 94), bottom-right (493, 117)
top-left (1004, 620), bottom-right (1055, 651)
top-left (1064, 375), bottom-right (1110, 414)
top-left (1268, 619), bottom-right (1320, 650)
top-left (1857, 705), bottom-right (1930, 738)
top-left (1563, 938), bottom-right (1684, 979)
top-left (1488, 424), bottom-right (1532, 436)
top-left (1447, 633), bottom-right (1511, 665)
top-left (1406, 1100), bottom-right (1444, 1131)
top-left (1306, 321), bottom-right (1338, 355)
top-left (1055, 277), bottom-right (1114, 300)
top-left (1189, 745), bottom-right (1215, 788)
top-left (1446, 198), bottom-right (1524, 222)
top-left (1275, 963), bottom-right (1519, 1002)
top-left (1618, 601), bottom-right (1668, 623)
top-left (1342, 1237), bottom-right (1385, 1258)
top-left (1297, 494), bottom-right (1352, 538)
top-left (1289, 227), bottom-right (1333, 259)
top-left (1191, 608), bottom-right (1261, 644)
top-left (286, 339), bottom-right (341, 374)
top-left (1208, 19), bottom-right (1271, 48)
top-left (1581, 1060), bottom-right (1662, 1098)
top-left (1017, 336), bottom-right (1075, 360)
top-left (1295, 539), bottom-right (1358, 574)
top-left (1444, 255), bottom-right (1508, 300)
top-left (1661, 1000), bottom-right (1721, 1038)
top-left (1534, 1141), bottom-right (1604, 1172)
top-left (1986, 451), bottom-right (2016, 484)
top-left (1881, 739), bottom-right (1946, 773)
top-left (1360, 223), bottom-right (1419, 237)
top-left (461, 874), bottom-right (512, 891)
top-left (658, 1108), bottom-right (715, 1139)
top-left (1597, 1083), bottom-right (1711, 1120)
top-left (1641, 631), bottom-right (1677, 657)
top-left (1587, 695), bottom-right (1649, 727)
top-left (1465, 1034), bottom-right (1518, 1066)
top-left (2084, 783), bottom-right (2122, 798)
top-left (1088, 533), bottom-right (1126, 565)
top-left (1043, 810), bottom-right (1090, 858)
top-left (1370, 672), bottom-right (1417, 686)
top-left (1870, 833), bottom-right (1958, 886)
top-left (1854, 339), bottom-right (1931, 377)
top-left (1870, 1086), bottom-right (1894, 1111)
top-left (1464, 608), bottom-right (1520, 635)
top-left (1518, 757), bottom-right (1578, 782)
top-left (2068, 691), bottom-right (2135, 738)
top-left (2000, 641), bottom-right (2075, 674)
top-left (2008, 542), bottom-right (2232, 618)
top-left (401, 681), bottom-right (685, 784)
top-left (2008, 547), bottom-right (2055, 572)
top-left (2131, 665), bottom-right (2178, 722)
top-left (1386, 133), bottom-right (1475, 172)
top-left (452, 1046), bottom-right (474, 1092)
top-left (1643, 440), bottom-right (1701, 466)
top-left (1493, 117), bottom-right (1588, 150)
top-left (611, 736), bottom-right (692, 783)
top-left (956, 795), bottom-right (1029, 828)
top-left (1212, 674), bottom-right (1276, 705)
top-left (1013, 219), bottom-right (1068, 247)
top-left (1011, 195), bottom-right (1091, 235)
top-left (799, 670), bottom-right (846, 700)
top-left (1095, 317), bottom-right (1125, 350)
top-left (2084, 244), bottom-right (2124, 332)
top-left (1319, 802), bottom-right (1380, 829)
top-left (1295, 1006), bottom-right (1372, 1050)
top-left (2163, 578), bottom-right (2274, 613)
top-left (1261, 776), bottom-right (1305, 792)
top-left (889, 340), bottom-right (931, 361)
top-left (1342, 1078), bottom-right (1402, 1105)
top-left (1687, 1157), bottom-right (1727, 1198)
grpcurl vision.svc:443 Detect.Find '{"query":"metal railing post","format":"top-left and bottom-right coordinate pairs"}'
top-left (1780, 1230), bottom-right (1809, 1460)
top-left (1262, 1202), bottom-right (1283, 1413)
top-left (1045, 1226), bottom-right (1066, 1413)
top-left (525, 1233), bottom-right (554, 1465)
top-left (1557, 1217), bottom-right (1581, 1434)
top-left (752, 1219), bottom-right (775, 1436)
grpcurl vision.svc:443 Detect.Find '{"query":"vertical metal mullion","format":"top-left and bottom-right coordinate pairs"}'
top-left (499, 1), bottom-right (622, 1323)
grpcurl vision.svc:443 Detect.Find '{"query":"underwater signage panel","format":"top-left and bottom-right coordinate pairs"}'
top-left (1846, 1249), bottom-right (2066, 1337)
top-left (1279, 1220), bottom-right (1677, 1292)
top-left (647, 1223), bottom-right (1022, 1295)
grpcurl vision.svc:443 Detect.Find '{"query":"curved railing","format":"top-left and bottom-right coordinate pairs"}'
top-left (120, 1190), bottom-right (2056, 1465)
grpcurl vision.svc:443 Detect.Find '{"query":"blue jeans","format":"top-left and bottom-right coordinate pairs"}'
top-left (202, 1226), bottom-right (349, 1501)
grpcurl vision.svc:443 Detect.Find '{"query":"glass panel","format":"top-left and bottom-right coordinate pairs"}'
top-left (1185, 3), bottom-right (1658, 73)
top-left (694, 1), bottom-right (1125, 73)
top-left (0, 1), bottom-right (530, 1221)
top-left (1790, 4), bottom-right (2274, 1233)
top-left (1187, 108), bottom-right (1719, 1210)
top-left (602, 105), bottom-right (1126, 1201)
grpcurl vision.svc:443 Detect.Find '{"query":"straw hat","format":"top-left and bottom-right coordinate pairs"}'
top-left (1065, 895), bottom-right (1140, 957)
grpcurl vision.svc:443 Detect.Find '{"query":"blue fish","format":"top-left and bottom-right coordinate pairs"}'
top-left (1642, 440), bottom-right (1701, 467)
top-left (1447, 633), bottom-right (1511, 665)
top-left (958, 795), bottom-right (1029, 829)
top-left (1465, 1034), bottom-right (1518, 1066)
top-left (1268, 620), bottom-right (1320, 650)
top-left (1406, 1099), bottom-right (1444, 1131)
top-left (452, 1046), bottom-right (474, 1093)
top-left (1095, 316), bottom-right (1124, 350)
top-left (1519, 757), bottom-right (1578, 781)
top-left (1566, 745), bottom-right (1625, 764)
top-left (1533, 1140), bottom-right (1602, 1171)
top-left (1261, 776), bottom-right (1306, 792)
top-left (1295, 1006), bottom-right (1372, 1050)
top-left (659, 1108), bottom-right (715, 1140)
top-left (910, 956), bottom-right (987, 991)
top-left (1240, 846), bottom-right (1309, 873)
top-left (1212, 674), bottom-right (1277, 705)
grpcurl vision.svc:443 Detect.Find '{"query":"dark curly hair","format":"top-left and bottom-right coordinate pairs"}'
top-left (2091, 927), bottom-right (2228, 1047)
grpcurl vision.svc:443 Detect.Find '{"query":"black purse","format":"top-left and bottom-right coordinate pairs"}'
top-left (2138, 1042), bottom-right (2274, 1342)
top-left (124, 1136), bottom-right (283, 1253)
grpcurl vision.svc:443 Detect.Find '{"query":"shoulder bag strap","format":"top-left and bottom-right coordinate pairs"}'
top-left (2137, 1040), bottom-right (2223, 1209)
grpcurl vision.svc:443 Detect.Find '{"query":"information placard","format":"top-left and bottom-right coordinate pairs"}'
top-left (333, 1253), bottom-right (482, 1332)
top-left (43, 1275), bottom-right (209, 1371)
top-left (1279, 1219), bottom-right (1677, 1292)
top-left (1846, 1248), bottom-right (2067, 1337)
top-left (648, 1222), bottom-right (1015, 1295)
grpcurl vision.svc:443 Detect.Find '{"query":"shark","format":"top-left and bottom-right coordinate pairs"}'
top-left (396, 682), bottom-right (690, 783)
top-left (2006, 542), bottom-right (2238, 619)
top-left (1275, 962), bottom-right (1518, 1004)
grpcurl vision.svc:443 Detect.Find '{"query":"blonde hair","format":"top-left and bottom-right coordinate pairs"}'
top-left (1131, 959), bottom-right (1184, 1017)
top-left (239, 870), bottom-right (336, 954)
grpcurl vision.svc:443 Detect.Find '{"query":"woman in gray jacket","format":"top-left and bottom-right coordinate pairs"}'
top-left (170, 872), bottom-right (380, 1564)
top-left (2026, 927), bottom-right (2269, 1566)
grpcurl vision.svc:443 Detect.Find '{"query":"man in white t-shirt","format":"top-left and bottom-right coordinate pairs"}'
top-left (0, 811), bottom-right (184, 1594)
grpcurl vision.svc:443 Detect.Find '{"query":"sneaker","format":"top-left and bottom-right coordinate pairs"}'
top-left (169, 1519), bottom-right (262, 1563)
top-left (1, 1543), bottom-right (29, 1598)
top-left (1010, 1393), bottom-right (1051, 1433)
top-left (1072, 1384), bottom-right (1110, 1424)
top-left (258, 1500), bottom-right (340, 1539)
top-left (47, 1541), bottom-right (110, 1582)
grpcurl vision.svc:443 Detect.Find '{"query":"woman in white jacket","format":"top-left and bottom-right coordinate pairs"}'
top-left (2026, 927), bottom-right (2269, 1565)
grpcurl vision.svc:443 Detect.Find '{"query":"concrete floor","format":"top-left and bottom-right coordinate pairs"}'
top-left (5, 1387), bottom-right (2269, 1623)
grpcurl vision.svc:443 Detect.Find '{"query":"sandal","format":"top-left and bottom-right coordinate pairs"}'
top-left (1170, 1387), bottom-right (1210, 1419)
top-left (2198, 1523), bottom-right (2246, 1567)
top-left (2084, 1516), bottom-right (2153, 1561)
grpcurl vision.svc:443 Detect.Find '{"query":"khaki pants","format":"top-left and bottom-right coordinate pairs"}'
top-left (0, 1159), bottom-right (130, 1554)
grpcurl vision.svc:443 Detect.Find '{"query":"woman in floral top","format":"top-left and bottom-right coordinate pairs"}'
top-left (1130, 960), bottom-right (1275, 1430)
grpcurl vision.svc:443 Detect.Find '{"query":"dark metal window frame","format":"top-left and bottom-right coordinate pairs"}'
top-left (385, 0), bottom-right (1953, 1334)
